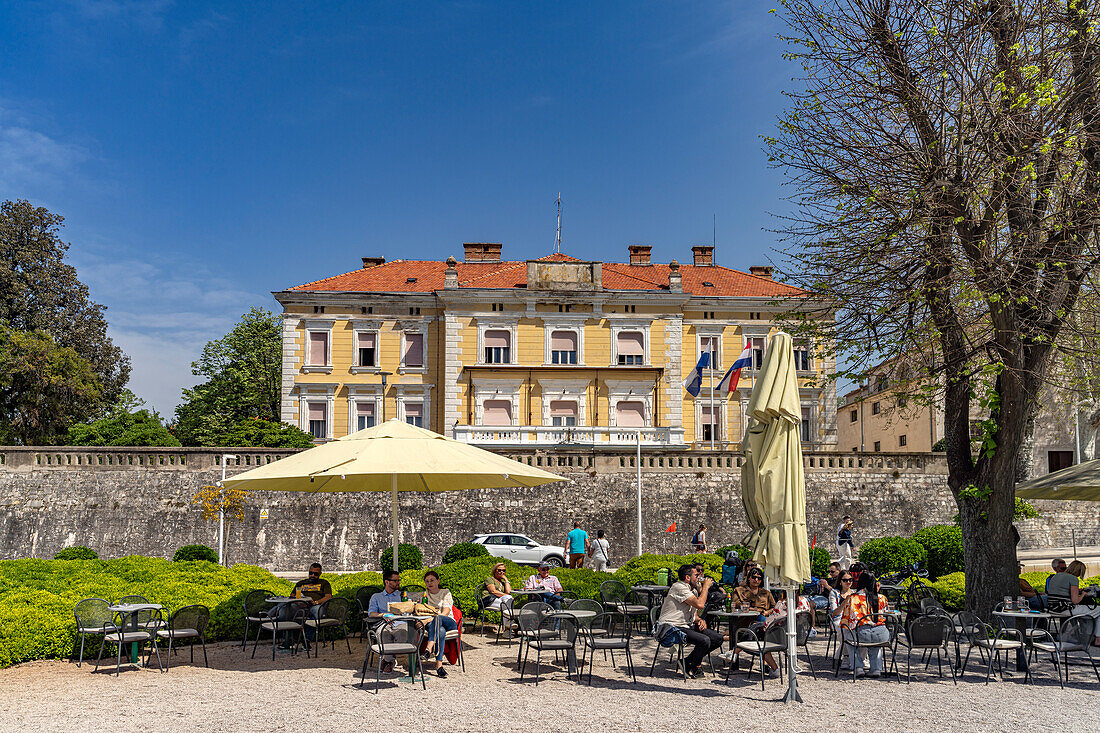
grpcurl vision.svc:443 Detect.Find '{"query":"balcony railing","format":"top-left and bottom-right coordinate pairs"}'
top-left (452, 425), bottom-right (686, 447)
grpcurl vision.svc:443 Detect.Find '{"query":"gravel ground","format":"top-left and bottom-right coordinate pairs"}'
top-left (1, 630), bottom-right (1095, 732)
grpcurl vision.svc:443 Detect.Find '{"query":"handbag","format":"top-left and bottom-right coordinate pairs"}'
top-left (413, 602), bottom-right (438, 616)
top-left (1046, 597), bottom-right (1073, 614)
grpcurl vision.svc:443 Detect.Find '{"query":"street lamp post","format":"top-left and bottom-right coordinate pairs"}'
top-left (218, 454), bottom-right (238, 565)
top-left (379, 371), bottom-right (392, 422)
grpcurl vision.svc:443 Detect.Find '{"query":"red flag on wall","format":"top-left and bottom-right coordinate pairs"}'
top-left (666, 522), bottom-right (677, 533)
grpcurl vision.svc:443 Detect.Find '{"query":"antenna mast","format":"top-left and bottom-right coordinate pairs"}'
top-left (555, 193), bottom-right (562, 254)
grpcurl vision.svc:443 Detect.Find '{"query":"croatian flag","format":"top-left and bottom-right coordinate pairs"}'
top-left (682, 352), bottom-right (711, 397)
top-left (716, 344), bottom-right (754, 397)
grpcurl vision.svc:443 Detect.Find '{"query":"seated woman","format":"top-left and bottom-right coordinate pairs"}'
top-left (481, 563), bottom-right (514, 610)
top-left (838, 571), bottom-right (890, 677)
top-left (729, 568), bottom-right (779, 676)
top-left (421, 570), bottom-right (458, 678)
top-left (1052, 560), bottom-right (1100, 646)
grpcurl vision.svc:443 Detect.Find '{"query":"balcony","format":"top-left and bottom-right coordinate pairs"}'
top-left (452, 425), bottom-right (686, 448)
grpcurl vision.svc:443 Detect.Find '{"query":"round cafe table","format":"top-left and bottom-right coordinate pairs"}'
top-left (992, 608), bottom-right (1064, 672)
top-left (107, 603), bottom-right (163, 663)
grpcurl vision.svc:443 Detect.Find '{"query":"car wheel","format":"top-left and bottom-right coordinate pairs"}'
top-left (544, 556), bottom-right (564, 568)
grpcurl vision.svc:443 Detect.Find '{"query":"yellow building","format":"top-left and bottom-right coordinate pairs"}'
top-left (274, 243), bottom-right (837, 450)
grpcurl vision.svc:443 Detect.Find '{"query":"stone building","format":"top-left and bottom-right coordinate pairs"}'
top-left (274, 243), bottom-right (838, 450)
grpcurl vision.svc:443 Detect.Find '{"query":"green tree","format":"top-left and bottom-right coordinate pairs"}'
top-left (0, 200), bottom-right (129, 413)
top-left (173, 308), bottom-right (304, 447)
top-left (217, 418), bottom-right (314, 449)
top-left (769, 0), bottom-right (1100, 617)
top-left (67, 390), bottom-right (181, 447)
top-left (0, 323), bottom-right (103, 444)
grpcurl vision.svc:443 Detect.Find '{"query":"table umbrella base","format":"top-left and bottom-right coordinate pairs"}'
top-left (782, 683), bottom-right (803, 703)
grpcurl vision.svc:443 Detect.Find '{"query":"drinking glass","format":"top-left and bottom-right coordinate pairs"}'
top-left (1003, 596), bottom-right (1013, 611)
top-left (1017, 596), bottom-right (1027, 612)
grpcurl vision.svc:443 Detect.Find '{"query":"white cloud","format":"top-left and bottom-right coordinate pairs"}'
top-left (0, 120), bottom-right (88, 193)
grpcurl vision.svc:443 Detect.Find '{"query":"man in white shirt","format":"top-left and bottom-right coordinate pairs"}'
top-left (655, 564), bottom-right (723, 678)
top-left (589, 530), bottom-right (611, 572)
top-left (523, 562), bottom-right (565, 610)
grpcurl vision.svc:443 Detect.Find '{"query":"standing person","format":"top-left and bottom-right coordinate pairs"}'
top-left (654, 564), bottom-right (724, 678)
top-left (566, 520), bottom-right (589, 569)
top-left (691, 524), bottom-right (708, 553)
top-left (836, 515), bottom-right (855, 570)
top-left (589, 529), bottom-right (611, 572)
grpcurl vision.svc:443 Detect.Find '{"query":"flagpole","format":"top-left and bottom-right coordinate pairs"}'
top-left (709, 358), bottom-right (715, 450)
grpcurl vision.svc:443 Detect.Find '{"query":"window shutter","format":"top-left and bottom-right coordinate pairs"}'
top-left (615, 400), bottom-right (645, 427)
top-left (616, 332), bottom-right (644, 356)
top-left (482, 400), bottom-right (512, 426)
top-left (550, 331), bottom-right (577, 351)
top-left (484, 330), bottom-right (510, 349)
top-left (308, 332), bottom-right (328, 366)
top-left (308, 402), bottom-right (326, 422)
top-left (549, 400), bottom-right (578, 418)
top-left (404, 333), bottom-right (424, 366)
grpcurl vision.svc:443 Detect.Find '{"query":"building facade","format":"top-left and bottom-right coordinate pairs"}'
top-left (274, 243), bottom-right (837, 450)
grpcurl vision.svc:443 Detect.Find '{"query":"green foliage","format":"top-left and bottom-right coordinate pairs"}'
top-left (0, 199), bottom-right (130, 440)
top-left (173, 544), bottom-right (218, 563)
top-left (931, 438), bottom-right (946, 452)
top-left (441, 542), bottom-right (490, 565)
top-left (930, 572), bottom-right (966, 610)
top-left (219, 418), bottom-right (314, 449)
top-left (53, 546), bottom-right (97, 561)
top-left (380, 543), bottom-right (423, 574)
top-left (68, 390), bottom-right (180, 447)
top-left (1013, 497), bottom-right (1041, 520)
top-left (810, 546), bottom-right (831, 577)
top-left (857, 536), bottom-right (927, 574)
top-left (0, 322), bottom-right (104, 445)
top-left (911, 524), bottom-right (964, 578)
top-left (173, 308), bottom-right (285, 446)
top-left (715, 544), bottom-right (753, 560)
top-left (613, 553), bottom-right (724, 588)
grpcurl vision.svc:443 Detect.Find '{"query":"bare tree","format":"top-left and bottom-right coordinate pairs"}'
top-left (768, 0), bottom-right (1100, 616)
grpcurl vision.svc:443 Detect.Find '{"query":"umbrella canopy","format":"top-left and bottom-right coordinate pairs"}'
top-left (223, 419), bottom-right (566, 569)
top-left (739, 331), bottom-right (810, 704)
top-left (1016, 458), bottom-right (1100, 501)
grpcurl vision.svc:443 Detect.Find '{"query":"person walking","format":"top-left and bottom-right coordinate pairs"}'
top-left (589, 529), bottom-right (611, 572)
top-left (566, 520), bottom-right (589, 569)
top-left (836, 515), bottom-right (854, 570)
top-left (690, 524), bottom-right (707, 553)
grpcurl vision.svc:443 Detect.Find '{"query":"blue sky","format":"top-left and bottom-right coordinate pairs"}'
top-left (0, 1), bottom-right (794, 417)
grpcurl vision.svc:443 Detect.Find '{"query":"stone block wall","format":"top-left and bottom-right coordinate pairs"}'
top-left (0, 447), bottom-right (1095, 571)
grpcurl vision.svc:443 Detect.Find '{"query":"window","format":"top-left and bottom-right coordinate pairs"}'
top-left (624, 305), bottom-right (636, 313)
top-left (482, 535), bottom-right (507, 546)
top-left (356, 402), bottom-right (375, 431)
top-left (313, 305), bottom-right (325, 314)
top-left (356, 332), bottom-right (376, 367)
top-left (875, 375), bottom-right (887, 393)
top-left (849, 410), bottom-right (858, 423)
top-left (700, 336), bottom-right (720, 369)
top-left (550, 330), bottom-right (578, 364)
top-left (800, 406), bottom-right (813, 443)
top-left (747, 336), bottom-right (765, 369)
top-left (509, 535), bottom-right (533, 546)
top-left (899, 434), bottom-right (907, 447)
top-left (701, 406), bottom-right (720, 442)
top-left (361, 306), bottom-right (373, 314)
top-left (703, 311), bottom-right (715, 319)
top-left (873, 440), bottom-right (881, 452)
top-left (404, 402), bottom-right (423, 427)
top-left (549, 400), bottom-right (577, 427)
top-left (403, 333), bottom-right (424, 367)
top-left (615, 400), bottom-right (645, 427)
top-left (793, 340), bottom-right (811, 371)
top-left (482, 399), bottom-right (512, 426)
top-left (307, 402), bottom-right (327, 439)
top-left (871, 402), bottom-right (881, 415)
top-left (483, 329), bottom-right (511, 364)
top-left (408, 307), bottom-right (421, 316)
top-left (491, 303), bottom-right (505, 312)
top-left (558, 304), bottom-right (572, 313)
top-left (897, 396), bottom-right (907, 408)
top-left (616, 331), bottom-right (644, 365)
top-left (307, 331), bottom-right (329, 366)
top-left (1048, 450), bottom-right (1074, 473)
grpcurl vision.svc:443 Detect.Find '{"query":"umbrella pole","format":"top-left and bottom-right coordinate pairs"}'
top-left (392, 475), bottom-right (400, 573)
top-left (782, 585), bottom-right (802, 703)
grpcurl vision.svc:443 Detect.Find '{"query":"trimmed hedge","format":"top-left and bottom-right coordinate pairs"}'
top-left (857, 536), bottom-right (927, 574)
top-left (54, 547), bottom-right (97, 561)
top-left (173, 545), bottom-right (218, 563)
top-left (614, 553), bottom-right (724, 588)
top-left (810, 546), bottom-right (830, 578)
top-left (380, 544), bottom-right (423, 574)
top-left (911, 524), bottom-right (964, 579)
top-left (441, 542), bottom-right (489, 565)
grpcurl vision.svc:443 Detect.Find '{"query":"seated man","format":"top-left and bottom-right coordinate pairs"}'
top-left (1018, 562), bottom-right (1044, 611)
top-left (292, 562), bottom-right (333, 644)
top-left (523, 562), bottom-right (565, 610)
top-left (367, 569), bottom-right (406, 674)
top-left (654, 564), bottom-right (723, 678)
top-left (810, 562), bottom-right (840, 611)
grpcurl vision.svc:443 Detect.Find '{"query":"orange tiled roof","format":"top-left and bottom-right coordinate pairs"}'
top-left (287, 253), bottom-right (803, 298)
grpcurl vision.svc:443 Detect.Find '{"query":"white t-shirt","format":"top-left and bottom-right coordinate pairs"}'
top-left (657, 581), bottom-right (697, 628)
top-left (591, 538), bottom-right (610, 562)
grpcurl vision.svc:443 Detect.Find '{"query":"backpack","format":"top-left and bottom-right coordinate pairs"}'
top-left (704, 583), bottom-right (728, 614)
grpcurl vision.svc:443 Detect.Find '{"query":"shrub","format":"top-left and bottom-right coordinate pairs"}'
top-left (613, 553), bottom-right (723, 588)
top-left (911, 524), bottom-right (964, 579)
top-left (173, 544), bottom-right (218, 563)
top-left (930, 572), bottom-right (966, 610)
top-left (441, 542), bottom-right (489, 565)
top-left (810, 546), bottom-right (830, 578)
top-left (380, 543), bottom-right (423, 574)
top-left (857, 536), bottom-right (927, 574)
top-left (715, 544), bottom-right (752, 561)
top-left (53, 546), bottom-right (97, 561)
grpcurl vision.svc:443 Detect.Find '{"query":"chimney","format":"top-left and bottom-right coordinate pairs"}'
top-left (668, 260), bottom-right (682, 293)
top-left (628, 244), bottom-right (652, 265)
top-left (691, 245), bottom-right (714, 266)
top-left (444, 256), bottom-right (459, 288)
top-left (463, 242), bottom-right (502, 263)
top-left (749, 265), bottom-right (774, 279)
top-left (361, 256), bottom-right (386, 268)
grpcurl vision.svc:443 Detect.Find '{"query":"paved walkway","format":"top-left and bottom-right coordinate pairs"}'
top-left (1019, 545), bottom-right (1100, 574)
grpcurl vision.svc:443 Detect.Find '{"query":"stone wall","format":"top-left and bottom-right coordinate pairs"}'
top-left (0, 446), bottom-right (1095, 571)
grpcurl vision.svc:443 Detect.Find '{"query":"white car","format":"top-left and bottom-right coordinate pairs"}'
top-left (472, 533), bottom-right (566, 567)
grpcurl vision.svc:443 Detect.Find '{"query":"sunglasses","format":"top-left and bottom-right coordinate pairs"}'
top-left (840, 577), bottom-right (852, 582)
